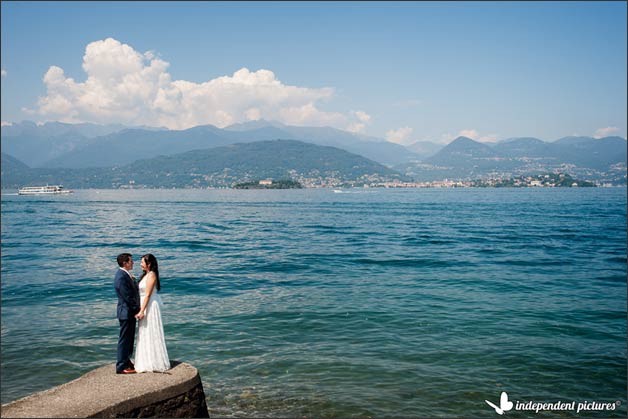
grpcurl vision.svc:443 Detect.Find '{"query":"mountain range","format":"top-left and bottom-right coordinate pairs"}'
top-left (397, 135), bottom-right (626, 183)
top-left (0, 140), bottom-right (405, 189)
top-left (1, 120), bottom-right (626, 187)
top-left (1, 120), bottom-right (418, 168)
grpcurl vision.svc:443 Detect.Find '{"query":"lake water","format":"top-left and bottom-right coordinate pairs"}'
top-left (1, 188), bottom-right (626, 417)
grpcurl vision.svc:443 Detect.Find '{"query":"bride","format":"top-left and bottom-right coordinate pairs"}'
top-left (134, 253), bottom-right (170, 372)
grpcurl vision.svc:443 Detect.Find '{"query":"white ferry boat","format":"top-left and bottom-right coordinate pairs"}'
top-left (17, 185), bottom-right (73, 195)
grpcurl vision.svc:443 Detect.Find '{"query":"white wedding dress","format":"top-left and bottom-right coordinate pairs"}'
top-left (134, 278), bottom-right (170, 372)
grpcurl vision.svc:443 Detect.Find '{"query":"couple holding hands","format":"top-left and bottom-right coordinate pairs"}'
top-left (114, 253), bottom-right (170, 374)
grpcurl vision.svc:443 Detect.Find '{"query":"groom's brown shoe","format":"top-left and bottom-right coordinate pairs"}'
top-left (117, 368), bottom-right (136, 374)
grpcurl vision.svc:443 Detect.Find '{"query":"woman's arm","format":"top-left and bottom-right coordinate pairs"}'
top-left (137, 273), bottom-right (157, 320)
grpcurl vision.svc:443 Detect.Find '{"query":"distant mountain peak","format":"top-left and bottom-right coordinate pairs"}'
top-left (447, 136), bottom-right (488, 147)
top-left (452, 136), bottom-right (474, 142)
top-left (426, 135), bottom-right (497, 165)
top-left (183, 123), bottom-right (222, 133)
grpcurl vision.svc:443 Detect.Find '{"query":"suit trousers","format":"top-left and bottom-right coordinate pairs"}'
top-left (116, 318), bottom-right (136, 372)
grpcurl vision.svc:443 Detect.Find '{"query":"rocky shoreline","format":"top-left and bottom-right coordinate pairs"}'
top-left (0, 361), bottom-right (208, 418)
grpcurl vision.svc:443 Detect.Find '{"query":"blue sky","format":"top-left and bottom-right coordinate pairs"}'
top-left (1, 1), bottom-right (626, 144)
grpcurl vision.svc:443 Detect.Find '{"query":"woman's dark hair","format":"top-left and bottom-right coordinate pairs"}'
top-left (140, 253), bottom-right (160, 291)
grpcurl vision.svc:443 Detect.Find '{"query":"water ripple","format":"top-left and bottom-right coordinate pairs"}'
top-left (1, 188), bottom-right (626, 417)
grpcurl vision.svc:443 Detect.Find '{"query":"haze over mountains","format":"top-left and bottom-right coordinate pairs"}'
top-left (398, 135), bottom-right (626, 182)
top-left (1, 120), bottom-right (626, 188)
top-left (1, 120), bottom-right (417, 168)
top-left (1, 140), bottom-right (404, 189)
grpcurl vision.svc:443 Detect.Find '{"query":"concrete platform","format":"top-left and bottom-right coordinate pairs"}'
top-left (1, 361), bottom-right (209, 418)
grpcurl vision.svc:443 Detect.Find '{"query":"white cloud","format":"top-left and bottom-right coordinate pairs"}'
top-left (1, 121), bottom-right (12, 127)
top-left (593, 126), bottom-right (619, 139)
top-left (346, 110), bottom-right (372, 133)
top-left (353, 110), bottom-right (371, 123)
top-left (31, 37), bottom-right (363, 130)
top-left (346, 123), bottom-right (365, 133)
top-left (1, 69), bottom-right (6, 77)
top-left (245, 107), bottom-right (262, 121)
top-left (457, 129), bottom-right (499, 143)
top-left (479, 133), bottom-right (499, 143)
top-left (458, 129), bottom-right (479, 140)
top-left (386, 126), bottom-right (414, 145)
top-left (435, 129), bottom-right (499, 144)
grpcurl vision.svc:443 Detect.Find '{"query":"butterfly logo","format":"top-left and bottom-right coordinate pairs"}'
top-left (485, 392), bottom-right (514, 415)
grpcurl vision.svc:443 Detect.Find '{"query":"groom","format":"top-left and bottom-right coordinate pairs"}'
top-left (114, 253), bottom-right (140, 374)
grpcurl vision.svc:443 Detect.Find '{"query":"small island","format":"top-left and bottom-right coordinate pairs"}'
top-left (233, 179), bottom-right (303, 189)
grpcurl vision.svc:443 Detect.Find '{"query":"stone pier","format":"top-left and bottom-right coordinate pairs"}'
top-left (1, 361), bottom-right (209, 418)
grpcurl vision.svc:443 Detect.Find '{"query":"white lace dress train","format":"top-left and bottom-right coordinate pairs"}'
top-left (134, 279), bottom-right (170, 372)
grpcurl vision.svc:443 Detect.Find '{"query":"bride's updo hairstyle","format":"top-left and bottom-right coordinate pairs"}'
top-left (141, 253), bottom-right (161, 291)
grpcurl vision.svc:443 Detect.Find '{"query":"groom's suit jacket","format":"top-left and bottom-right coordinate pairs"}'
top-left (114, 269), bottom-right (140, 320)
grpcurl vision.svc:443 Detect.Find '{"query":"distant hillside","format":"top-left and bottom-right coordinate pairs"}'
top-left (430, 136), bottom-right (497, 159)
top-left (3, 120), bottom-right (626, 186)
top-left (398, 135), bottom-right (627, 184)
top-left (405, 141), bottom-right (442, 160)
top-left (1, 152), bottom-right (29, 171)
top-left (226, 121), bottom-right (417, 165)
top-left (1, 153), bottom-right (32, 185)
top-left (493, 137), bottom-right (552, 158)
top-left (0, 120), bottom-right (134, 138)
top-left (553, 136), bottom-right (598, 146)
top-left (426, 136), bottom-right (502, 170)
top-left (1, 140), bottom-right (406, 189)
top-left (115, 139), bottom-right (404, 188)
top-left (551, 136), bottom-right (627, 170)
top-left (0, 121), bottom-right (152, 167)
top-left (2, 120), bottom-right (419, 169)
top-left (41, 126), bottom-right (231, 168)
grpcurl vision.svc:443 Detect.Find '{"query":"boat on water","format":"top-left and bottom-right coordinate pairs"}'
top-left (17, 185), bottom-right (73, 195)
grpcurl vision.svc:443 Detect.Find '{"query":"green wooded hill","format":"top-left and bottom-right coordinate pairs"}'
top-left (1, 140), bottom-right (405, 189)
top-left (118, 140), bottom-right (404, 188)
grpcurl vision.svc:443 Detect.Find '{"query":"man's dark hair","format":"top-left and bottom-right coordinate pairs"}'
top-left (117, 253), bottom-right (132, 267)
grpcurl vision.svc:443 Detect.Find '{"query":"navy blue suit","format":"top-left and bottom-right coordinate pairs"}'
top-left (114, 268), bottom-right (140, 372)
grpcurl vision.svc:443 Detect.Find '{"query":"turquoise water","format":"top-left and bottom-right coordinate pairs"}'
top-left (1, 188), bottom-right (626, 417)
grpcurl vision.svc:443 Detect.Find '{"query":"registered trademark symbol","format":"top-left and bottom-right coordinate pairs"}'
top-left (616, 401), bottom-right (621, 406)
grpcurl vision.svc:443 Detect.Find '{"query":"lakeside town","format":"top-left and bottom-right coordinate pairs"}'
top-left (292, 172), bottom-right (601, 189)
top-left (113, 172), bottom-right (614, 190)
